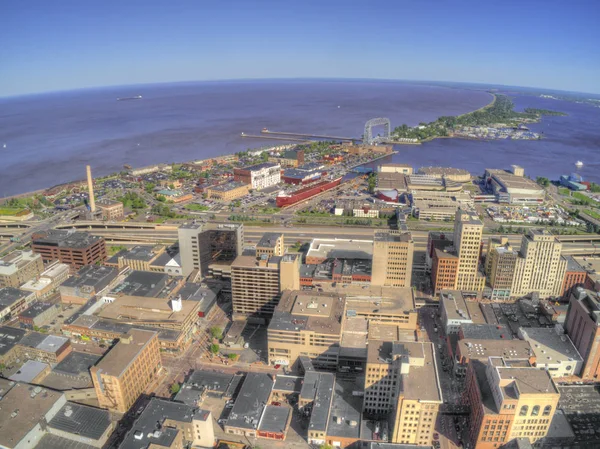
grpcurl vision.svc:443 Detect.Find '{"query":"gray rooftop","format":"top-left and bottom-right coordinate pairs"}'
top-left (0, 326), bottom-right (27, 355)
top-left (210, 180), bottom-right (248, 192)
top-left (8, 360), bottom-right (49, 383)
top-left (117, 245), bottom-right (158, 262)
top-left (48, 402), bottom-right (112, 440)
top-left (307, 372), bottom-right (335, 433)
top-left (61, 265), bottom-right (118, 290)
top-left (19, 301), bottom-right (59, 319)
top-left (34, 434), bottom-right (98, 449)
top-left (119, 398), bottom-right (210, 449)
top-left (258, 405), bottom-right (291, 434)
top-left (226, 373), bottom-right (274, 431)
top-left (33, 230), bottom-right (103, 249)
top-left (0, 287), bottom-right (29, 308)
top-left (273, 375), bottom-right (302, 393)
top-left (110, 270), bottom-right (168, 297)
top-left (460, 323), bottom-right (511, 340)
top-left (257, 233), bottom-right (283, 249)
top-left (53, 351), bottom-right (101, 376)
top-left (327, 380), bottom-right (362, 438)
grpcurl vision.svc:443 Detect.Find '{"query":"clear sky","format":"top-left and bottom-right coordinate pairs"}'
top-left (1, 0), bottom-right (599, 97)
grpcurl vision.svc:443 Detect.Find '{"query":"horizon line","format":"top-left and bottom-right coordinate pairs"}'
top-left (2, 77), bottom-right (600, 99)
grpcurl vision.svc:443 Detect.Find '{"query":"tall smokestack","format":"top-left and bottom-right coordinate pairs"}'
top-left (86, 165), bottom-right (96, 213)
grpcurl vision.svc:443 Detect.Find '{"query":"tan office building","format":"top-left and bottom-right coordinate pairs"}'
top-left (465, 357), bottom-right (560, 449)
top-left (486, 243), bottom-right (518, 301)
top-left (91, 329), bottom-right (161, 413)
top-left (268, 290), bottom-right (345, 370)
top-left (96, 198), bottom-right (124, 221)
top-left (279, 253), bottom-right (301, 291)
top-left (511, 229), bottom-right (566, 298)
top-left (364, 341), bottom-right (442, 446)
top-left (453, 210), bottom-right (485, 292)
top-left (256, 232), bottom-right (284, 257)
top-left (371, 231), bottom-right (414, 287)
top-left (231, 255), bottom-right (282, 319)
top-left (0, 250), bottom-right (44, 288)
top-left (205, 181), bottom-right (250, 201)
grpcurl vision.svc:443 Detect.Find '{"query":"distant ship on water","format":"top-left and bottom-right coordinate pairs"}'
top-left (117, 95), bottom-right (143, 101)
top-left (575, 161), bottom-right (584, 167)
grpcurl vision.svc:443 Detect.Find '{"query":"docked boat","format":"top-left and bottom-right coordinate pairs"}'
top-left (276, 177), bottom-right (343, 207)
top-left (575, 161), bottom-right (584, 167)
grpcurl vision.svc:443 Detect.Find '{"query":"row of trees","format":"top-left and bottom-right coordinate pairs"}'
top-left (118, 191), bottom-right (146, 209)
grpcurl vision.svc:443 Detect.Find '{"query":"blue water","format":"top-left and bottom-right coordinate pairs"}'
top-left (0, 80), bottom-right (598, 197)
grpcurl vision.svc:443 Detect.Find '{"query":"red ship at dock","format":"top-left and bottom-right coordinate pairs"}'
top-left (276, 177), bottom-right (343, 207)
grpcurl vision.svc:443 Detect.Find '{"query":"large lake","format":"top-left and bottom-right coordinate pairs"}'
top-left (0, 80), bottom-right (598, 196)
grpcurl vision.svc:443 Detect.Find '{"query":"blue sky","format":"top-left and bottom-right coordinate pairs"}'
top-left (1, 0), bottom-right (599, 96)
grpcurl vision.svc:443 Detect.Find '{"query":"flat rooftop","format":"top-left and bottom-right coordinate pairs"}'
top-left (441, 290), bottom-right (473, 321)
top-left (0, 250), bottom-right (39, 275)
top-left (368, 322), bottom-right (416, 342)
top-left (487, 169), bottom-right (544, 192)
top-left (327, 380), bottom-right (362, 439)
top-left (34, 434), bottom-right (98, 449)
top-left (53, 351), bottom-right (101, 376)
top-left (32, 230), bottom-right (103, 248)
top-left (0, 287), bottom-right (30, 308)
top-left (257, 405), bottom-right (291, 434)
top-left (98, 295), bottom-right (199, 324)
top-left (240, 162), bottom-right (280, 171)
top-left (19, 332), bottom-right (69, 353)
top-left (120, 398), bottom-right (210, 449)
top-left (48, 401), bottom-right (112, 441)
top-left (418, 166), bottom-right (471, 177)
top-left (557, 385), bottom-right (600, 445)
top-left (373, 230), bottom-right (413, 243)
top-left (231, 254), bottom-right (281, 269)
top-left (257, 232), bottom-right (282, 249)
top-left (227, 372), bottom-right (274, 430)
top-left (497, 365), bottom-right (559, 396)
top-left (61, 265), bottom-right (118, 290)
top-left (273, 375), bottom-right (302, 393)
top-left (210, 181), bottom-right (248, 192)
top-left (460, 323), bottom-right (511, 340)
top-left (9, 360), bottom-right (49, 383)
top-left (520, 328), bottom-right (583, 364)
top-left (343, 286), bottom-right (415, 316)
top-left (269, 290), bottom-right (345, 335)
top-left (92, 329), bottom-right (156, 378)
top-left (307, 372), bottom-right (335, 433)
top-left (109, 270), bottom-right (168, 297)
top-left (458, 339), bottom-right (532, 361)
top-left (117, 245), bottom-right (161, 262)
top-left (307, 238), bottom-right (373, 261)
top-left (19, 301), bottom-right (58, 319)
top-left (0, 326), bottom-right (27, 355)
top-left (367, 341), bottom-right (442, 402)
top-left (0, 382), bottom-right (63, 448)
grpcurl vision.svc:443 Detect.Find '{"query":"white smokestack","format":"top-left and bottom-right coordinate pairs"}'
top-left (86, 165), bottom-right (96, 213)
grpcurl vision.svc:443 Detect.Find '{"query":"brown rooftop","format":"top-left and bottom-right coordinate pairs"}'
top-left (92, 329), bottom-right (157, 378)
top-left (98, 295), bottom-right (199, 324)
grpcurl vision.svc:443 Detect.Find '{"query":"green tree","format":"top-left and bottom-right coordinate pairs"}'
top-left (210, 344), bottom-right (220, 355)
top-left (155, 195), bottom-right (166, 202)
top-left (319, 444), bottom-right (334, 449)
top-left (536, 177), bottom-right (550, 187)
top-left (170, 382), bottom-right (181, 395)
top-left (210, 326), bottom-right (223, 340)
top-left (145, 183), bottom-right (156, 193)
top-left (367, 173), bottom-right (377, 193)
top-left (228, 353), bottom-right (237, 361)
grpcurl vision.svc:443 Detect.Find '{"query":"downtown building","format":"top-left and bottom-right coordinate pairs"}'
top-left (178, 222), bottom-right (244, 277)
top-left (91, 328), bottom-right (161, 413)
top-left (0, 250), bottom-right (44, 288)
top-left (233, 162), bottom-right (281, 190)
top-left (510, 230), bottom-right (566, 299)
top-left (464, 357), bottom-right (559, 449)
top-left (564, 287), bottom-right (600, 381)
top-left (364, 341), bottom-right (443, 446)
top-left (371, 230), bottom-right (414, 287)
top-left (31, 230), bottom-right (107, 271)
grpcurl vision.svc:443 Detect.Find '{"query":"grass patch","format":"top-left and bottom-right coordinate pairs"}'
top-left (185, 204), bottom-right (209, 211)
top-left (584, 209), bottom-right (600, 220)
top-left (0, 207), bottom-right (27, 216)
top-left (573, 192), bottom-right (597, 205)
top-left (558, 188), bottom-right (571, 196)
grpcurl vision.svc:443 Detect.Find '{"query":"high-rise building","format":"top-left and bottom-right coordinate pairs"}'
top-left (364, 341), bottom-right (442, 446)
top-left (31, 230), bottom-right (106, 270)
top-left (486, 243), bottom-right (518, 301)
top-left (371, 231), bottom-right (414, 287)
top-left (564, 288), bottom-right (600, 381)
top-left (178, 222), bottom-right (244, 277)
top-left (279, 253), bottom-right (300, 291)
top-left (231, 254), bottom-right (282, 319)
top-left (431, 246), bottom-right (459, 294)
top-left (484, 236), bottom-right (509, 275)
top-left (511, 230), bottom-right (566, 298)
top-left (464, 357), bottom-right (559, 449)
top-left (453, 210), bottom-right (485, 292)
top-left (91, 329), bottom-right (161, 413)
top-left (0, 250), bottom-right (44, 288)
top-left (560, 256), bottom-right (587, 299)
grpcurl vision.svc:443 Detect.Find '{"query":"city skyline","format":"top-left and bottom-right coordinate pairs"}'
top-left (2, 0), bottom-right (600, 97)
